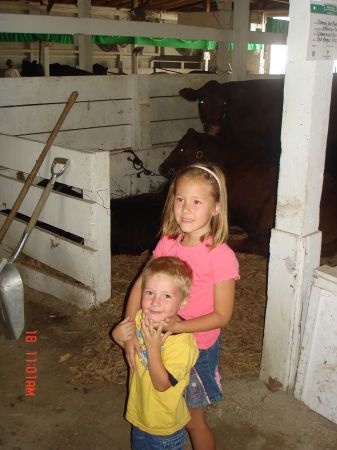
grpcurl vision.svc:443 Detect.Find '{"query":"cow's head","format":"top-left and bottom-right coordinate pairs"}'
top-left (159, 128), bottom-right (211, 178)
top-left (179, 80), bottom-right (228, 136)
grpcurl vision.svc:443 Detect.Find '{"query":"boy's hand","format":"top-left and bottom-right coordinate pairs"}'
top-left (113, 316), bottom-right (136, 342)
top-left (143, 313), bottom-right (180, 334)
top-left (141, 319), bottom-right (171, 352)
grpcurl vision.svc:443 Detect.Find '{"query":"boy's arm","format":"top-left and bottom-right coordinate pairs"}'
top-left (141, 319), bottom-right (172, 392)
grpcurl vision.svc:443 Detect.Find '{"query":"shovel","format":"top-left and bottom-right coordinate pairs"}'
top-left (0, 91), bottom-right (78, 245)
top-left (0, 158), bottom-right (70, 341)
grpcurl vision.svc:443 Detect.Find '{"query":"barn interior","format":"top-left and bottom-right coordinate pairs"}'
top-left (0, 1), bottom-right (337, 449)
top-left (0, 0), bottom-right (291, 76)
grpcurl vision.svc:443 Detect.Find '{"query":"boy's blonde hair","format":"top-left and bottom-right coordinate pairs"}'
top-left (159, 163), bottom-right (229, 249)
top-left (142, 257), bottom-right (193, 299)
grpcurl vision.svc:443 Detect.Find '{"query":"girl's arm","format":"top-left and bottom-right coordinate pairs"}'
top-left (163, 278), bottom-right (235, 334)
top-left (112, 316), bottom-right (136, 349)
top-left (123, 274), bottom-right (143, 372)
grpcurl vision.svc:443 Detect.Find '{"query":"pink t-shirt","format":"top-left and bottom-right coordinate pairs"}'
top-left (153, 235), bottom-right (240, 349)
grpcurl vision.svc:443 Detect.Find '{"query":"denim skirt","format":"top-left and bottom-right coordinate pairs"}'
top-left (184, 334), bottom-right (222, 409)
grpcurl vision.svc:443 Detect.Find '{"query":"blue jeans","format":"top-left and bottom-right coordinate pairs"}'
top-left (131, 426), bottom-right (186, 450)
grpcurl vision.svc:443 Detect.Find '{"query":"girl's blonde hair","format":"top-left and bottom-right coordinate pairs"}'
top-left (159, 163), bottom-right (229, 249)
top-left (142, 257), bottom-right (193, 299)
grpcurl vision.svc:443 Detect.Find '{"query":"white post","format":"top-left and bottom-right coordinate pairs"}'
top-left (131, 75), bottom-right (152, 150)
top-left (260, 0), bottom-right (334, 389)
top-left (217, 5), bottom-right (232, 73)
top-left (78, 0), bottom-right (93, 73)
top-left (232, 0), bottom-right (249, 80)
top-left (41, 42), bottom-right (50, 76)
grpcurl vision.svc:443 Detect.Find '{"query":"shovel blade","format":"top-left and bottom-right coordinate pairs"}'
top-left (0, 260), bottom-right (24, 340)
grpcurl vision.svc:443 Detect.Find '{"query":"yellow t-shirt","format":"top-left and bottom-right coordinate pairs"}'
top-left (125, 310), bottom-right (199, 436)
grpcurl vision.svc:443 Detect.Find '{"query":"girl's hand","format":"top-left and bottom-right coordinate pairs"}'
top-left (141, 319), bottom-right (171, 351)
top-left (113, 316), bottom-right (136, 342)
top-left (143, 313), bottom-right (180, 334)
top-left (124, 334), bottom-right (142, 373)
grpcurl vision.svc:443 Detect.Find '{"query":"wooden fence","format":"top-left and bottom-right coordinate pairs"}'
top-left (0, 134), bottom-right (110, 309)
top-left (0, 72), bottom-right (230, 307)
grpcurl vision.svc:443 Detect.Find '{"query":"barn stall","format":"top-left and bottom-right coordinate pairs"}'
top-left (0, 0), bottom-right (336, 426)
top-left (0, 72), bottom-right (232, 308)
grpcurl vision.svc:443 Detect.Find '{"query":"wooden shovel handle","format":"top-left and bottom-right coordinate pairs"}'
top-left (25, 181), bottom-right (55, 235)
top-left (0, 91), bottom-right (78, 244)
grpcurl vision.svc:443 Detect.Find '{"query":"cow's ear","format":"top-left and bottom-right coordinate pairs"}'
top-left (179, 87), bottom-right (199, 101)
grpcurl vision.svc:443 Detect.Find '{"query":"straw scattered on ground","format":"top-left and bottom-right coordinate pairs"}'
top-left (69, 248), bottom-right (337, 387)
top-left (69, 250), bottom-right (269, 386)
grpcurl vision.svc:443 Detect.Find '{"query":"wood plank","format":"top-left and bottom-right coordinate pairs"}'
top-left (0, 213), bottom-right (97, 287)
top-left (16, 263), bottom-right (97, 309)
top-left (149, 73), bottom-right (229, 97)
top-left (20, 125), bottom-right (131, 151)
top-left (151, 118), bottom-right (203, 145)
top-left (0, 100), bottom-right (132, 135)
top-left (0, 134), bottom-right (111, 193)
top-left (0, 176), bottom-right (95, 240)
top-left (0, 13), bottom-right (232, 42)
top-left (150, 96), bottom-right (198, 121)
top-left (0, 75), bottom-right (132, 107)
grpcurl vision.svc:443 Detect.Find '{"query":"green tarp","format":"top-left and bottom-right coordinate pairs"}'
top-left (0, 32), bottom-right (217, 50)
top-left (0, 33), bottom-right (263, 51)
top-left (228, 43), bottom-right (262, 50)
top-left (266, 18), bottom-right (289, 35)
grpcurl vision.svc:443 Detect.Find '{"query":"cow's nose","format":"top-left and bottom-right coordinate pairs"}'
top-left (158, 162), bottom-right (174, 179)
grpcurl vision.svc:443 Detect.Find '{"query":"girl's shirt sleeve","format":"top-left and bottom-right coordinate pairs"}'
top-left (211, 244), bottom-right (240, 284)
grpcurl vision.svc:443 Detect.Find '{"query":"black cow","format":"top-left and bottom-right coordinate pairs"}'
top-left (20, 60), bottom-right (108, 76)
top-left (159, 128), bottom-right (337, 257)
top-left (21, 60), bottom-right (45, 77)
top-left (179, 77), bottom-right (337, 179)
top-left (49, 63), bottom-right (92, 76)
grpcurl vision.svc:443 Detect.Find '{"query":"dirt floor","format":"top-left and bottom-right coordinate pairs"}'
top-left (1, 252), bottom-right (337, 450)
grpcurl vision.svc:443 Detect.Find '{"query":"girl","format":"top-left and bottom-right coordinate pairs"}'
top-left (123, 163), bottom-right (240, 450)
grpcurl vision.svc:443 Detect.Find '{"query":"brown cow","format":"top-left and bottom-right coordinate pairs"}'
top-left (159, 128), bottom-right (337, 257)
top-left (179, 77), bottom-right (337, 179)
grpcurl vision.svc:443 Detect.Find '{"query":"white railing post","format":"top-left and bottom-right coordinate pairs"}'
top-left (131, 74), bottom-right (152, 150)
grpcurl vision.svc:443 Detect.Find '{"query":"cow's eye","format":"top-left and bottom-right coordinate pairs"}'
top-left (180, 148), bottom-right (184, 152)
top-left (199, 100), bottom-right (204, 104)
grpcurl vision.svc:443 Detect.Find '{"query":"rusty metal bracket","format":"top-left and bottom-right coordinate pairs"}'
top-left (123, 150), bottom-right (161, 178)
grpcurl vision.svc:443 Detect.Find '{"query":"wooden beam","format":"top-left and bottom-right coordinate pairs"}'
top-left (0, 13), bottom-right (232, 41)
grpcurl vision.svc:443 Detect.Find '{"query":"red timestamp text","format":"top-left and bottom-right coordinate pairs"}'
top-left (26, 330), bottom-right (37, 397)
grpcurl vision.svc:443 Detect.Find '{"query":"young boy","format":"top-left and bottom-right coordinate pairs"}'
top-left (112, 256), bottom-right (199, 450)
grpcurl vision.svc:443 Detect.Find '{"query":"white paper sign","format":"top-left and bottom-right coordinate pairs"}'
top-left (307, 0), bottom-right (337, 60)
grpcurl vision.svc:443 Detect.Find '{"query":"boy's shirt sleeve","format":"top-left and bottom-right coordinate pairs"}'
top-left (161, 333), bottom-right (199, 386)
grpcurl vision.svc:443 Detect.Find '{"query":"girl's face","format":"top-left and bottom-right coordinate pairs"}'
top-left (173, 176), bottom-right (220, 244)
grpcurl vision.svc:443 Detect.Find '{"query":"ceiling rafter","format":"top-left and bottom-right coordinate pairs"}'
top-left (0, 0), bottom-right (289, 14)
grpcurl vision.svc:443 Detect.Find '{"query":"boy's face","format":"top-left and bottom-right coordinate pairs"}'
top-left (141, 274), bottom-right (189, 323)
